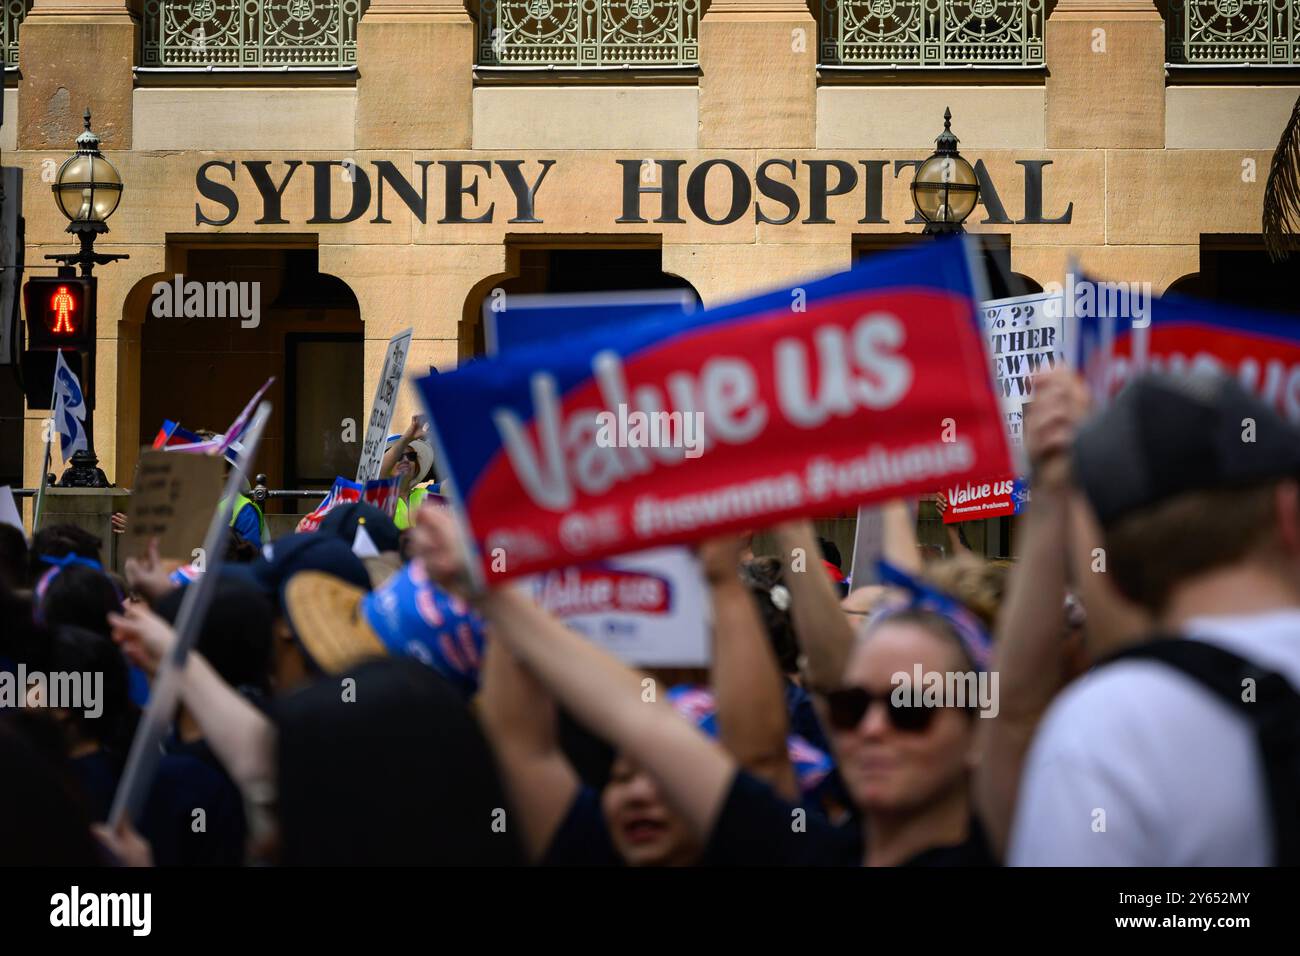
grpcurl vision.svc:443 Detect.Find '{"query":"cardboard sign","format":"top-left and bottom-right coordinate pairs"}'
top-left (521, 547), bottom-right (711, 666)
top-left (356, 328), bottom-right (413, 484)
top-left (418, 239), bottom-right (1012, 584)
top-left (122, 450), bottom-right (225, 561)
top-left (486, 289), bottom-right (695, 356)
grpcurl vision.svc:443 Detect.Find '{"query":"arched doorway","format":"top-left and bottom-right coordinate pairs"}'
top-left (462, 239), bottom-right (702, 359)
top-left (136, 239), bottom-right (364, 519)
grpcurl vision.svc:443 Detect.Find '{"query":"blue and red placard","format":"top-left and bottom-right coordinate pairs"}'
top-left (417, 238), bottom-right (1013, 584)
top-left (1076, 284), bottom-right (1300, 424)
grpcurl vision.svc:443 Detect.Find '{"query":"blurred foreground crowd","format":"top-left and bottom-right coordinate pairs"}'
top-left (3, 366), bottom-right (1299, 867)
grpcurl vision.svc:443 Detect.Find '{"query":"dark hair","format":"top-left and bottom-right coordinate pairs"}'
top-left (0, 524), bottom-right (29, 593)
top-left (275, 657), bottom-right (523, 865)
top-left (818, 537), bottom-right (843, 571)
top-left (30, 524), bottom-right (102, 582)
top-left (37, 564), bottom-right (123, 639)
top-left (0, 714), bottom-right (102, 865)
top-left (740, 556), bottom-right (800, 674)
top-left (1104, 482), bottom-right (1278, 614)
top-left (41, 625), bottom-right (136, 755)
top-left (0, 590), bottom-right (43, 665)
top-left (155, 576), bottom-right (274, 695)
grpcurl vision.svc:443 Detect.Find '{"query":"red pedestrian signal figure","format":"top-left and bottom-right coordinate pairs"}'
top-left (50, 285), bottom-right (77, 335)
top-left (24, 276), bottom-right (94, 351)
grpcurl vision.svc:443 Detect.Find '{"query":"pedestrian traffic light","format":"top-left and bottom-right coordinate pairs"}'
top-left (24, 276), bottom-right (95, 351)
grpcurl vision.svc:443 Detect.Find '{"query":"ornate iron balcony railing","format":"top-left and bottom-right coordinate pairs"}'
top-left (1167, 0), bottom-right (1298, 65)
top-left (477, 0), bottom-right (700, 67)
top-left (142, 0), bottom-right (367, 68)
top-left (3, 0), bottom-right (29, 69)
top-left (819, 0), bottom-right (1045, 67)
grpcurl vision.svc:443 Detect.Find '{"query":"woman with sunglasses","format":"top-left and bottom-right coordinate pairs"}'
top-left (411, 506), bottom-right (996, 867)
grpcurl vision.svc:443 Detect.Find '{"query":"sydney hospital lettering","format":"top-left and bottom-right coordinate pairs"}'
top-left (194, 158), bottom-right (1073, 227)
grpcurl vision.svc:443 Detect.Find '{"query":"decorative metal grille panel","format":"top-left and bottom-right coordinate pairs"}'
top-left (4, 0), bottom-right (29, 69)
top-left (1167, 0), bottom-right (1298, 64)
top-left (142, 0), bottom-right (366, 67)
top-left (819, 0), bottom-right (1044, 66)
top-left (478, 0), bottom-right (700, 67)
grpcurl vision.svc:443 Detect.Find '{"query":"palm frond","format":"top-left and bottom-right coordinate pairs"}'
top-left (1263, 93), bottom-right (1300, 262)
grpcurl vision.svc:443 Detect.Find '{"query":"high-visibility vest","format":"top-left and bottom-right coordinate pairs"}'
top-left (393, 486), bottom-right (431, 531)
top-left (230, 493), bottom-right (266, 544)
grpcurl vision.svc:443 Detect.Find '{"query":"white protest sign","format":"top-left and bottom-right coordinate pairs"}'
top-left (0, 486), bottom-right (22, 533)
top-left (982, 291), bottom-right (1064, 447)
top-left (521, 547), bottom-right (711, 666)
top-left (356, 328), bottom-right (413, 484)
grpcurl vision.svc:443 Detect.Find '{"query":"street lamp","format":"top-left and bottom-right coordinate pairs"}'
top-left (43, 109), bottom-right (129, 488)
top-left (48, 110), bottom-right (127, 276)
top-left (910, 107), bottom-right (980, 235)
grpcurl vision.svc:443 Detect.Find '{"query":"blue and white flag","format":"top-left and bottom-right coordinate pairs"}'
top-left (52, 351), bottom-right (88, 462)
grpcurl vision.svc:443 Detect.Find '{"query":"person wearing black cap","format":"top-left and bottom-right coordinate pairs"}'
top-left (1010, 369), bottom-right (1300, 865)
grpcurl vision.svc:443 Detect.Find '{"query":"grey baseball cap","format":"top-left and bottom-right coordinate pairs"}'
top-left (1073, 370), bottom-right (1300, 528)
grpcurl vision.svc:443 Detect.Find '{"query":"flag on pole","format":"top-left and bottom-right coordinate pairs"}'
top-left (52, 351), bottom-right (88, 463)
top-left (151, 419), bottom-right (203, 449)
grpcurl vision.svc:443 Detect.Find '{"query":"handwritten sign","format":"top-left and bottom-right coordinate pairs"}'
top-left (982, 291), bottom-right (1064, 447)
top-left (356, 328), bottom-right (413, 484)
top-left (122, 450), bottom-right (224, 561)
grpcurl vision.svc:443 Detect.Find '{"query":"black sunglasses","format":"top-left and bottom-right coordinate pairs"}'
top-left (824, 687), bottom-right (942, 734)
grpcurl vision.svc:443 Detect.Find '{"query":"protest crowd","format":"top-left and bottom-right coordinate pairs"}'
top-left (4, 242), bottom-right (1300, 869)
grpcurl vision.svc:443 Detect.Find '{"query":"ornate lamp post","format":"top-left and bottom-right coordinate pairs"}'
top-left (45, 110), bottom-right (128, 487)
top-left (910, 108), bottom-right (980, 236)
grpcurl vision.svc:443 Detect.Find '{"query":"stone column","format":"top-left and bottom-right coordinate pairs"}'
top-left (355, 0), bottom-right (475, 149)
top-left (17, 0), bottom-right (136, 150)
top-left (1045, 0), bottom-right (1165, 149)
top-left (698, 0), bottom-right (817, 148)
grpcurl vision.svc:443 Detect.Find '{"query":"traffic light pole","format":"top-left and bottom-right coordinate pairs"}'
top-left (37, 229), bottom-right (127, 489)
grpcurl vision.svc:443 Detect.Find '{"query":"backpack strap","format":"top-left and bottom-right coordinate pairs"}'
top-left (1103, 636), bottom-right (1300, 865)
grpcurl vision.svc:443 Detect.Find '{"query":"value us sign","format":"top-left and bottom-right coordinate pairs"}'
top-left (417, 238), bottom-right (1012, 585)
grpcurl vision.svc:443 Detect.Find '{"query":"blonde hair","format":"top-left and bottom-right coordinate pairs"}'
top-left (918, 556), bottom-right (1010, 631)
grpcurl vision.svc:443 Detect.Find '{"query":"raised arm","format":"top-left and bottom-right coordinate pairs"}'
top-left (476, 636), bottom-right (581, 862)
top-left (413, 509), bottom-right (737, 841)
top-left (973, 368), bottom-right (1086, 857)
top-left (698, 536), bottom-right (798, 801)
top-left (771, 520), bottom-right (858, 691)
top-left (379, 414), bottom-right (424, 479)
top-left (109, 603), bottom-right (278, 836)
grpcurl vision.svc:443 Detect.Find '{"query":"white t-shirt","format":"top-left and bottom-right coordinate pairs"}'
top-left (1009, 609), bottom-right (1300, 866)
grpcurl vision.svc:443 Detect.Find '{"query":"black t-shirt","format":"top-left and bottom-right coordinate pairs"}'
top-left (540, 786), bottom-right (623, 866)
top-left (704, 770), bottom-right (997, 867)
